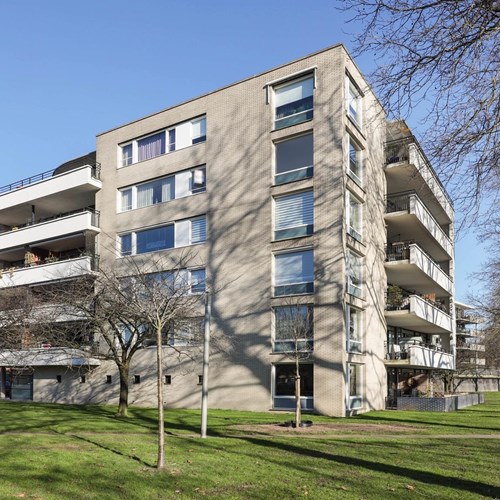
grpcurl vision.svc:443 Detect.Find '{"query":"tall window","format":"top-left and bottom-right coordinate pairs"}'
top-left (120, 234), bottom-right (132, 256)
top-left (120, 188), bottom-right (133, 212)
top-left (191, 117), bottom-right (206, 144)
top-left (273, 363), bottom-right (313, 410)
top-left (274, 249), bottom-right (314, 296)
top-left (346, 76), bottom-right (362, 126)
top-left (274, 76), bottom-right (314, 130)
top-left (346, 250), bottom-right (363, 298)
top-left (274, 190), bottom-right (313, 240)
top-left (347, 191), bottom-right (363, 242)
top-left (348, 364), bottom-right (363, 410)
top-left (190, 217), bottom-right (207, 244)
top-left (348, 135), bottom-right (362, 185)
top-left (273, 305), bottom-right (313, 353)
top-left (137, 132), bottom-right (166, 162)
top-left (347, 306), bottom-right (362, 353)
top-left (275, 133), bottom-right (313, 185)
top-left (122, 144), bottom-right (133, 167)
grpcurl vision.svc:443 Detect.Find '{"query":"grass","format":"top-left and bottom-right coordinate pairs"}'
top-left (0, 394), bottom-right (499, 499)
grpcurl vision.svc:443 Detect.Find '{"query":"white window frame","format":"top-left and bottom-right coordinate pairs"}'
top-left (274, 133), bottom-right (314, 185)
top-left (274, 189), bottom-right (314, 241)
top-left (346, 249), bottom-right (363, 298)
top-left (272, 304), bottom-right (314, 353)
top-left (346, 190), bottom-right (363, 242)
top-left (118, 115), bottom-right (207, 168)
top-left (273, 75), bottom-right (314, 130)
top-left (347, 363), bottom-right (364, 410)
top-left (272, 362), bottom-right (314, 411)
top-left (273, 248), bottom-right (314, 296)
top-left (190, 216), bottom-right (207, 245)
top-left (346, 306), bottom-right (363, 353)
top-left (191, 117), bottom-right (207, 144)
top-left (345, 75), bottom-right (363, 127)
top-left (347, 134), bottom-right (363, 186)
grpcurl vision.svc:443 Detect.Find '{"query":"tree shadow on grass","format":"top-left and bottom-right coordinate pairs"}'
top-left (235, 436), bottom-right (500, 498)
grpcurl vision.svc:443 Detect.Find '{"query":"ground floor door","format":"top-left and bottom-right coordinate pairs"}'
top-left (3, 369), bottom-right (33, 401)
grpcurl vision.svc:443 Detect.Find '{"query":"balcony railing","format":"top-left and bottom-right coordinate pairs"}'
top-left (386, 286), bottom-right (449, 315)
top-left (0, 163), bottom-right (101, 196)
top-left (0, 207), bottom-right (100, 235)
top-left (385, 138), bottom-right (453, 209)
top-left (1, 251), bottom-right (99, 273)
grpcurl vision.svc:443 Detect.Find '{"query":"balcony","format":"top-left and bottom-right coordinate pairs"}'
top-left (385, 241), bottom-right (453, 296)
top-left (0, 208), bottom-right (99, 251)
top-left (0, 254), bottom-right (98, 288)
top-left (385, 343), bottom-right (454, 370)
top-left (386, 289), bottom-right (453, 334)
top-left (457, 342), bottom-right (485, 352)
top-left (386, 192), bottom-right (453, 260)
top-left (385, 138), bottom-right (453, 224)
top-left (0, 164), bottom-right (101, 220)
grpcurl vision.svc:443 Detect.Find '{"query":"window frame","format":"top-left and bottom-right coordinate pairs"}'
top-left (273, 248), bottom-right (314, 297)
top-left (272, 363), bottom-right (314, 410)
top-left (346, 249), bottom-right (363, 298)
top-left (273, 75), bottom-right (314, 130)
top-left (274, 189), bottom-right (314, 241)
top-left (274, 133), bottom-right (314, 185)
top-left (272, 304), bottom-right (314, 353)
top-left (347, 134), bottom-right (363, 186)
top-left (346, 75), bottom-right (363, 128)
top-left (346, 190), bottom-right (363, 242)
top-left (346, 306), bottom-right (363, 353)
top-left (347, 363), bottom-right (363, 410)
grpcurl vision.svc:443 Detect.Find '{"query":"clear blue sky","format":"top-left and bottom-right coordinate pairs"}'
top-left (0, 0), bottom-right (484, 301)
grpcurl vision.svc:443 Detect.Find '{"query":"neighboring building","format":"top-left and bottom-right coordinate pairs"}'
top-left (455, 301), bottom-right (486, 370)
top-left (0, 44), bottom-right (457, 415)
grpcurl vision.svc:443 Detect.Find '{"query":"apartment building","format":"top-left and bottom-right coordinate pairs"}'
top-left (455, 302), bottom-right (486, 369)
top-left (0, 44), bottom-right (456, 415)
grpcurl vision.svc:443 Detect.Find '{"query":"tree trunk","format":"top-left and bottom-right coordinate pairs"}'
top-left (117, 362), bottom-right (130, 417)
top-left (156, 325), bottom-right (165, 470)
top-left (295, 357), bottom-right (301, 428)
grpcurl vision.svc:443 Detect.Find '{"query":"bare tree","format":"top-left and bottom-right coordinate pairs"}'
top-left (339, 0), bottom-right (500, 231)
top-left (273, 299), bottom-right (314, 428)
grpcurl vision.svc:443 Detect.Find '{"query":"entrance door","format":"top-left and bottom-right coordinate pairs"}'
top-left (11, 372), bottom-right (33, 401)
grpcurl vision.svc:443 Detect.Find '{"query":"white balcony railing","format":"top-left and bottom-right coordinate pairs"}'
top-left (386, 344), bottom-right (454, 370)
top-left (0, 255), bottom-right (95, 288)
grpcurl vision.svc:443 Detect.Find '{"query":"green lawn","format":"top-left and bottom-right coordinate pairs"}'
top-left (0, 394), bottom-right (499, 499)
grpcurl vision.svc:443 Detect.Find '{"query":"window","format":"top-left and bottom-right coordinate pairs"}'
top-left (106, 375), bottom-right (112, 384)
top-left (346, 250), bottom-right (363, 298)
top-left (347, 135), bottom-right (363, 185)
top-left (167, 317), bottom-right (204, 346)
top-left (198, 375), bottom-right (204, 385)
top-left (119, 116), bottom-right (206, 167)
top-left (122, 144), bottom-right (133, 167)
top-left (274, 76), bottom-right (314, 130)
top-left (118, 168), bottom-right (205, 213)
top-left (137, 132), bottom-right (166, 162)
top-left (119, 233), bottom-right (132, 257)
top-left (348, 364), bottom-right (363, 410)
top-left (134, 375), bottom-right (141, 384)
top-left (346, 76), bottom-right (362, 126)
top-left (274, 249), bottom-right (314, 296)
top-left (274, 190), bottom-right (313, 240)
top-left (80, 376), bottom-right (86, 383)
top-left (347, 306), bottom-right (362, 353)
top-left (191, 117), bottom-right (206, 144)
top-left (275, 133), bottom-right (313, 185)
top-left (190, 217), bottom-right (207, 244)
top-left (118, 216), bottom-right (206, 257)
top-left (273, 305), bottom-right (313, 353)
top-left (56, 375), bottom-right (62, 383)
top-left (347, 191), bottom-right (363, 241)
top-left (273, 363), bottom-right (313, 410)
top-left (191, 167), bottom-right (206, 193)
top-left (136, 225), bottom-right (174, 254)
top-left (165, 375), bottom-right (172, 385)
top-left (189, 268), bottom-right (206, 294)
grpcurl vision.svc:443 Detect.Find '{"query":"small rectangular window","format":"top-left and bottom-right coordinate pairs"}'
top-left (106, 375), bottom-right (112, 384)
top-left (192, 117), bottom-right (206, 144)
top-left (346, 250), bottom-right (363, 298)
top-left (56, 375), bottom-right (62, 383)
top-left (198, 375), bottom-right (203, 385)
top-left (134, 375), bottom-right (141, 384)
top-left (137, 132), bottom-right (166, 162)
top-left (190, 268), bottom-right (206, 294)
top-left (80, 376), bottom-right (86, 383)
top-left (347, 191), bottom-right (363, 242)
top-left (190, 217), bottom-right (207, 244)
top-left (121, 144), bottom-right (133, 167)
top-left (191, 168), bottom-right (206, 193)
top-left (119, 233), bottom-right (132, 257)
top-left (274, 76), bottom-right (314, 130)
top-left (274, 249), bottom-right (314, 296)
top-left (275, 190), bottom-right (313, 240)
top-left (165, 375), bottom-right (172, 385)
top-left (136, 225), bottom-right (174, 254)
top-left (347, 306), bottom-right (363, 353)
top-left (275, 134), bottom-right (313, 185)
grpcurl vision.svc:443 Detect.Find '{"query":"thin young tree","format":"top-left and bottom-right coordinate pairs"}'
top-left (273, 300), bottom-right (314, 428)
